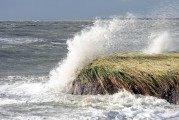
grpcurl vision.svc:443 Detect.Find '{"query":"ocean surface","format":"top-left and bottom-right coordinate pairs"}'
top-left (0, 19), bottom-right (179, 120)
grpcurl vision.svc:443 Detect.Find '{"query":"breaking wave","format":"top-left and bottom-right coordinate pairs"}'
top-left (48, 17), bottom-right (137, 91)
top-left (47, 16), bottom-right (178, 91)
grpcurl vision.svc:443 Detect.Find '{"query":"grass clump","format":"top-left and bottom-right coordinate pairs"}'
top-left (77, 52), bottom-right (179, 97)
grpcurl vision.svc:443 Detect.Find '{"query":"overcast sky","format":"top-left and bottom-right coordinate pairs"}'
top-left (0, 0), bottom-right (178, 20)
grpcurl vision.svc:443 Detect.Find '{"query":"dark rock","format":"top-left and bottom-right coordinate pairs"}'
top-left (68, 53), bottom-right (179, 104)
top-left (69, 77), bottom-right (179, 104)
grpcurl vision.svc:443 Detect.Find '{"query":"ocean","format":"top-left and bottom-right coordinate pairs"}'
top-left (0, 19), bottom-right (179, 120)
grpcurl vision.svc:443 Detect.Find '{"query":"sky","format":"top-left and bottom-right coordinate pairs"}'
top-left (0, 0), bottom-right (178, 20)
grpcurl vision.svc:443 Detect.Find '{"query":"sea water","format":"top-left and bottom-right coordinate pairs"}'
top-left (0, 19), bottom-right (179, 120)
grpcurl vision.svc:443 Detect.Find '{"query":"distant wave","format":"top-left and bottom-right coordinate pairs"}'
top-left (0, 37), bottom-right (43, 45)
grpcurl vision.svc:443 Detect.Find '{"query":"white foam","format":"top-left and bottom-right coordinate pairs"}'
top-left (0, 98), bottom-right (26, 106)
top-left (1, 79), bottom-right (179, 120)
top-left (77, 90), bottom-right (179, 120)
top-left (0, 76), bottom-right (48, 96)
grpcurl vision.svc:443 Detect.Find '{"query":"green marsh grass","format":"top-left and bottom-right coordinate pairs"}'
top-left (78, 52), bottom-right (179, 96)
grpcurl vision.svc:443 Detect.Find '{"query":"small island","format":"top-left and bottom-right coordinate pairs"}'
top-left (69, 52), bottom-right (179, 104)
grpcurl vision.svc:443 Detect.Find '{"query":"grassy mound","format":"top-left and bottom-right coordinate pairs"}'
top-left (70, 52), bottom-right (179, 104)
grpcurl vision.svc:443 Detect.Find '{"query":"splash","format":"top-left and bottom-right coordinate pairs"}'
top-left (46, 17), bottom-right (178, 91)
top-left (47, 17), bottom-right (137, 91)
top-left (143, 31), bottom-right (173, 54)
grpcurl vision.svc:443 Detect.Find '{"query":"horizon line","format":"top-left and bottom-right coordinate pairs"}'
top-left (0, 17), bottom-right (179, 22)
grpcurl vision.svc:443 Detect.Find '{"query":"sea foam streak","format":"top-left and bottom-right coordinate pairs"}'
top-left (47, 17), bottom-right (137, 91)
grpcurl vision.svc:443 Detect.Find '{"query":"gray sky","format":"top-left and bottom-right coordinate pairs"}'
top-left (0, 0), bottom-right (178, 20)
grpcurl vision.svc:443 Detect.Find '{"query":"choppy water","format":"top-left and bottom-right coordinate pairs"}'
top-left (0, 19), bottom-right (179, 120)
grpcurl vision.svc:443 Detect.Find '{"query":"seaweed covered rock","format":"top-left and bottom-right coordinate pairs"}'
top-left (69, 52), bottom-right (179, 104)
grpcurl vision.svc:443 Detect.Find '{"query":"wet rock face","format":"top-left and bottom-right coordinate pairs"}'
top-left (68, 79), bottom-right (111, 95)
top-left (69, 77), bottom-right (179, 105)
top-left (167, 85), bottom-right (179, 104)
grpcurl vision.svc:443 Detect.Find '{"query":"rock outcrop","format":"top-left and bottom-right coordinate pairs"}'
top-left (69, 53), bottom-right (179, 104)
